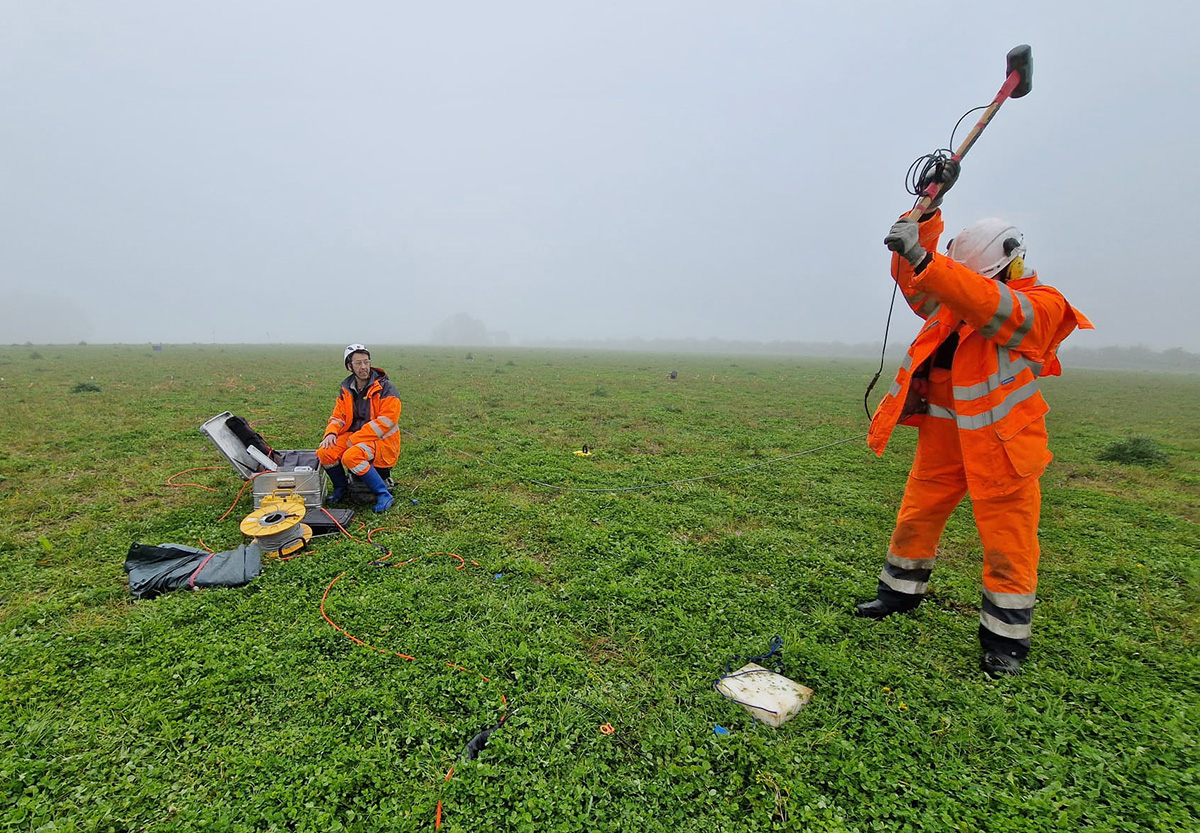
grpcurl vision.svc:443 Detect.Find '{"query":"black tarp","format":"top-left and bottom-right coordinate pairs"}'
top-left (124, 542), bottom-right (262, 599)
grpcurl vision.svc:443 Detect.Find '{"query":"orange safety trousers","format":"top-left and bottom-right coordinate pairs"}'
top-left (877, 369), bottom-right (1040, 657)
top-left (316, 434), bottom-right (384, 477)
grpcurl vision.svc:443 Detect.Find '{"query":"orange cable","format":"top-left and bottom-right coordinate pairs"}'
top-left (320, 546), bottom-right (507, 829)
top-left (436, 765), bottom-right (456, 829)
top-left (166, 466), bottom-right (226, 493)
top-left (216, 472), bottom-right (267, 522)
top-left (319, 571), bottom-right (416, 661)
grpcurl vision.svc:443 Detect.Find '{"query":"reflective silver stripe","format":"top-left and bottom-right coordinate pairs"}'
top-left (955, 349), bottom-right (1041, 402)
top-left (998, 349), bottom-right (1036, 382)
top-left (907, 292), bottom-right (940, 318)
top-left (888, 551), bottom-right (937, 570)
top-left (980, 284), bottom-right (1015, 338)
top-left (368, 423), bottom-right (398, 440)
top-left (954, 379), bottom-right (991, 401)
top-left (955, 380), bottom-right (1039, 431)
top-left (980, 610), bottom-right (1032, 640)
top-left (329, 418), bottom-right (345, 430)
top-left (354, 442), bottom-right (374, 461)
top-left (983, 589), bottom-right (1036, 608)
top-left (377, 416), bottom-right (395, 429)
top-left (927, 403), bottom-right (956, 420)
top-left (887, 354), bottom-right (916, 397)
top-left (879, 567), bottom-right (928, 596)
top-left (349, 460), bottom-right (370, 475)
top-left (1002, 293), bottom-right (1035, 349)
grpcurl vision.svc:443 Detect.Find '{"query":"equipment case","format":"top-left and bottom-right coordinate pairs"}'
top-left (199, 411), bottom-right (328, 509)
top-left (251, 460), bottom-right (325, 509)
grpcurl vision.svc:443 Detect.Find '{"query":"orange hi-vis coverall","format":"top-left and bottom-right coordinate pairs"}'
top-left (868, 210), bottom-right (1093, 658)
top-left (316, 367), bottom-right (401, 476)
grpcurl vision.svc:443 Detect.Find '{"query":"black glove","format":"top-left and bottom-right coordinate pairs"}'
top-left (924, 158), bottom-right (960, 208)
top-left (884, 219), bottom-right (926, 268)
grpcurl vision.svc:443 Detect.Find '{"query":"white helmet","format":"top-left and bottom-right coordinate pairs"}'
top-left (343, 343), bottom-right (370, 368)
top-left (946, 218), bottom-right (1026, 278)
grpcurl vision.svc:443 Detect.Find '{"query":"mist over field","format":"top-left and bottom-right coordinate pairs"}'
top-left (4, 3), bottom-right (1200, 352)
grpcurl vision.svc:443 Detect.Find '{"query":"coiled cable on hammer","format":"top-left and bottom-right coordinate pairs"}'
top-left (865, 102), bottom-right (988, 419)
top-left (905, 149), bottom-right (955, 205)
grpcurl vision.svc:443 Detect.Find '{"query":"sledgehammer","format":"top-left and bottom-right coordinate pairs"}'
top-left (863, 45), bottom-right (1033, 419)
top-left (904, 44), bottom-right (1033, 220)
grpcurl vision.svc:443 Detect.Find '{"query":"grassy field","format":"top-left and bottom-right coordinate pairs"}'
top-left (1, 344), bottom-right (1196, 832)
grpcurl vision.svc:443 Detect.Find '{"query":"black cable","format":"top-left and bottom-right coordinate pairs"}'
top-left (712, 636), bottom-right (788, 729)
top-left (569, 699), bottom-right (654, 763)
top-left (905, 149), bottom-right (955, 203)
top-left (863, 282), bottom-right (899, 420)
top-left (950, 105), bottom-right (989, 150)
top-left (865, 148), bottom-right (945, 422)
top-left (864, 101), bottom-right (987, 419)
top-left (461, 710), bottom-right (514, 762)
top-left (904, 104), bottom-right (986, 203)
top-left (720, 635), bottom-right (785, 678)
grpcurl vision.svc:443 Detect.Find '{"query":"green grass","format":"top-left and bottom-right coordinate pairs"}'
top-left (1, 344), bottom-right (1197, 832)
top-left (1097, 436), bottom-right (1169, 466)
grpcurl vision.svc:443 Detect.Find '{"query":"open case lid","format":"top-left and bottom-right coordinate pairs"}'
top-left (198, 411), bottom-right (264, 480)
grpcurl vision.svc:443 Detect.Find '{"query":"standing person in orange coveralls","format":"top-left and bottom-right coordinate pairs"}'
top-left (856, 189), bottom-right (1093, 676)
top-left (317, 344), bottom-right (400, 513)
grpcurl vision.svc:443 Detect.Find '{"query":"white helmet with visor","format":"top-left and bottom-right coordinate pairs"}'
top-left (946, 218), bottom-right (1025, 279)
top-left (343, 343), bottom-right (371, 369)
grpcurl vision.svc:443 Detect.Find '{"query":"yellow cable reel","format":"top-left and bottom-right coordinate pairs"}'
top-left (239, 490), bottom-right (312, 558)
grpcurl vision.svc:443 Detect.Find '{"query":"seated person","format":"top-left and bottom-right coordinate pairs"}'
top-left (316, 344), bottom-right (400, 512)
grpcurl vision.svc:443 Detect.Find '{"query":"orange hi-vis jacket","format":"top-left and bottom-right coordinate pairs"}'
top-left (324, 367), bottom-right (402, 469)
top-left (868, 211), bottom-right (1093, 498)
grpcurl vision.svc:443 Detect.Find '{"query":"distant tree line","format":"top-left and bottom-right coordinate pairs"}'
top-left (523, 337), bottom-right (1200, 372)
top-left (524, 337), bottom-right (895, 358)
top-left (1057, 345), bottom-right (1200, 373)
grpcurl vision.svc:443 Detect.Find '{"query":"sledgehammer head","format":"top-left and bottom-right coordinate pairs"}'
top-left (1007, 44), bottom-right (1033, 98)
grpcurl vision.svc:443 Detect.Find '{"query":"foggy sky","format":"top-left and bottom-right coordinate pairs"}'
top-left (4, 1), bottom-right (1198, 351)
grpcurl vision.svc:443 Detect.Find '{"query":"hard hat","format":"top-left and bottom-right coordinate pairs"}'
top-left (946, 218), bottom-right (1026, 278)
top-left (343, 343), bottom-right (370, 367)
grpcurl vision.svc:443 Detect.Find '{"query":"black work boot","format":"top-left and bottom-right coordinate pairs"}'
top-left (982, 651), bottom-right (1022, 677)
top-left (854, 596), bottom-right (921, 619)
